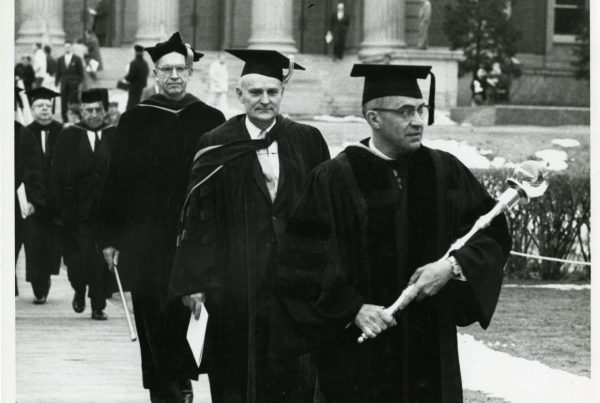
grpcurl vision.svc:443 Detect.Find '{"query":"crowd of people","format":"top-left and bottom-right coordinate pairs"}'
top-left (15, 28), bottom-right (511, 403)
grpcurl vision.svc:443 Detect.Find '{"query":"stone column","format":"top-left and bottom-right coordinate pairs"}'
top-left (16, 0), bottom-right (66, 47)
top-left (359, 0), bottom-right (406, 59)
top-left (135, 0), bottom-right (180, 46)
top-left (247, 0), bottom-right (297, 53)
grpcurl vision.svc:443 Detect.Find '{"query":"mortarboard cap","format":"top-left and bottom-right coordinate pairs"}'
top-left (144, 32), bottom-right (204, 64)
top-left (225, 49), bottom-right (305, 82)
top-left (134, 44), bottom-right (144, 52)
top-left (350, 64), bottom-right (436, 125)
top-left (81, 88), bottom-right (109, 110)
top-left (27, 87), bottom-right (60, 113)
top-left (27, 87), bottom-right (60, 103)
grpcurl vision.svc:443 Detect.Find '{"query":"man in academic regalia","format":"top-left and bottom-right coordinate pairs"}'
top-left (273, 64), bottom-right (512, 403)
top-left (51, 88), bottom-right (115, 321)
top-left (168, 49), bottom-right (330, 403)
top-left (21, 87), bottom-right (63, 304)
top-left (98, 32), bottom-right (225, 402)
top-left (15, 86), bottom-right (45, 297)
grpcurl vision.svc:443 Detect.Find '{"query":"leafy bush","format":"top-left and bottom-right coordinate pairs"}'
top-left (443, 0), bottom-right (521, 78)
top-left (474, 168), bottom-right (590, 281)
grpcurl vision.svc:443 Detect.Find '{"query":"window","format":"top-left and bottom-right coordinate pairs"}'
top-left (553, 0), bottom-right (586, 42)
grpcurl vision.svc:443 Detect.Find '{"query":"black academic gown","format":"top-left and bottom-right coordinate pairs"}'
top-left (96, 93), bottom-right (225, 390)
top-left (273, 142), bottom-right (511, 403)
top-left (21, 120), bottom-right (63, 288)
top-left (51, 123), bottom-right (116, 308)
top-left (169, 114), bottom-right (330, 403)
top-left (15, 121), bottom-right (45, 296)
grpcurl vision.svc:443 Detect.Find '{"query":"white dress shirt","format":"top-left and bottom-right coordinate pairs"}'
top-left (86, 130), bottom-right (102, 152)
top-left (245, 117), bottom-right (279, 200)
top-left (40, 130), bottom-right (47, 154)
top-left (64, 52), bottom-right (73, 67)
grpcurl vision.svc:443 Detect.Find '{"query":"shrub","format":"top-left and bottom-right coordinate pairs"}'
top-left (473, 168), bottom-right (590, 281)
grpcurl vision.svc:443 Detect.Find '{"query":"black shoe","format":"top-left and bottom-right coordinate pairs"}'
top-left (91, 310), bottom-right (108, 320)
top-left (72, 291), bottom-right (85, 313)
top-left (33, 295), bottom-right (47, 305)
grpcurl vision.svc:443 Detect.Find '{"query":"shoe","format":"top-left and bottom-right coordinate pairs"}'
top-left (72, 291), bottom-right (85, 313)
top-left (33, 295), bottom-right (47, 305)
top-left (91, 310), bottom-right (108, 320)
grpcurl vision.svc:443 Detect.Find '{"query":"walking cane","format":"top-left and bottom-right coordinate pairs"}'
top-left (358, 161), bottom-right (549, 343)
top-left (113, 263), bottom-right (137, 342)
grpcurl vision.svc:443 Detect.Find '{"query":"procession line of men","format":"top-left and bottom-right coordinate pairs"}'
top-left (16, 31), bottom-right (511, 403)
top-left (16, 85), bottom-right (118, 320)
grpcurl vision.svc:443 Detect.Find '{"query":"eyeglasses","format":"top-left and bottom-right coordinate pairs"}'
top-left (81, 106), bottom-right (105, 114)
top-left (32, 101), bottom-right (53, 109)
top-left (371, 104), bottom-right (429, 121)
top-left (156, 65), bottom-right (190, 76)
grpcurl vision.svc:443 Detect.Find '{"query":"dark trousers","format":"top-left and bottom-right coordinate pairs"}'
top-left (333, 36), bottom-right (347, 59)
top-left (208, 309), bottom-right (315, 403)
top-left (127, 87), bottom-right (143, 110)
top-left (63, 224), bottom-right (109, 310)
top-left (25, 215), bottom-right (61, 298)
top-left (60, 81), bottom-right (80, 122)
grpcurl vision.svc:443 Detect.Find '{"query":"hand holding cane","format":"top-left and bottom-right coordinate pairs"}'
top-left (112, 263), bottom-right (137, 342)
top-left (106, 249), bottom-right (138, 342)
top-left (358, 161), bottom-right (548, 343)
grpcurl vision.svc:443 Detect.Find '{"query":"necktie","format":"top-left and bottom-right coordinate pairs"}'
top-left (386, 159), bottom-right (407, 190)
top-left (94, 131), bottom-right (100, 152)
top-left (256, 130), bottom-right (278, 201)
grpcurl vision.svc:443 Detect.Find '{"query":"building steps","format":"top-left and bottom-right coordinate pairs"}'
top-left (95, 47), bottom-right (364, 116)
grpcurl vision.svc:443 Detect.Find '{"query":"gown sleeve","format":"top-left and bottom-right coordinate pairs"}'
top-left (444, 155), bottom-right (511, 328)
top-left (272, 162), bottom-right (366, 357)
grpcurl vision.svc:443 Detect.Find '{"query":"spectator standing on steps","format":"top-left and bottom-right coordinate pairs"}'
top-left (328, 2), bottom-right (351, 61)
top-left (55, 41), bottom-right (84, 122)
top-left (124, 45), bottom-right (150, 110)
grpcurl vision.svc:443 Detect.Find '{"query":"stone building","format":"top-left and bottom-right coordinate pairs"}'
top-left (15, 0), bottom-right (589, 108)
top-left (15, 0), bottom-right (450, 55)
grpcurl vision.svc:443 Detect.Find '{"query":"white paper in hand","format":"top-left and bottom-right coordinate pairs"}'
top-left (17, 184), bottom-right (29, 219)
top-left (187, 305), bottom-right (209, 368)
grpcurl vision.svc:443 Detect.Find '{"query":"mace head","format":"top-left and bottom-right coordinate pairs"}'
top-left (506, 160), bottom-right (549, 204)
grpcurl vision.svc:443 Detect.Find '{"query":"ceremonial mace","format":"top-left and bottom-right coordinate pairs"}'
top-left (113, 262), bottom-right (138, 341)
top-left (358, 161), bottom-right (548, 343)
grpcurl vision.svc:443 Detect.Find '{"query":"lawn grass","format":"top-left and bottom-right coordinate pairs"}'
top-left (302, 121), bottom-right (590, 175)
top-left (460, 285), bottom-right (590, 377)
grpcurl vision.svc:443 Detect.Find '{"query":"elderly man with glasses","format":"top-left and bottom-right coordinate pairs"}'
top-left (272, 64), bottom-right (511, 402)
top-left (97, 32), bottom-right (225, 402)
top-left (20, 88), bottom-right (63, 305)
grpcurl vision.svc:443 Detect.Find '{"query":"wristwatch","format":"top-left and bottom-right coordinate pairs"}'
top-left (447, 256), bottom-right (466, 281)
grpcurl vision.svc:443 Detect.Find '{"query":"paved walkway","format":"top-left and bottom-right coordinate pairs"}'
top-left (15, 252), bottom-right (211, 403)
top-left (15, 251), bottom-right (593, 402)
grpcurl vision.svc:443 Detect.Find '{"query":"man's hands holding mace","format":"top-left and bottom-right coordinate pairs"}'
top-left (356, 259), bottom-right (453, 343)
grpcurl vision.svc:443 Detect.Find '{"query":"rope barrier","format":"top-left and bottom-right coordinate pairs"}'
top-left (509, 251), bottom-right (591, 266)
